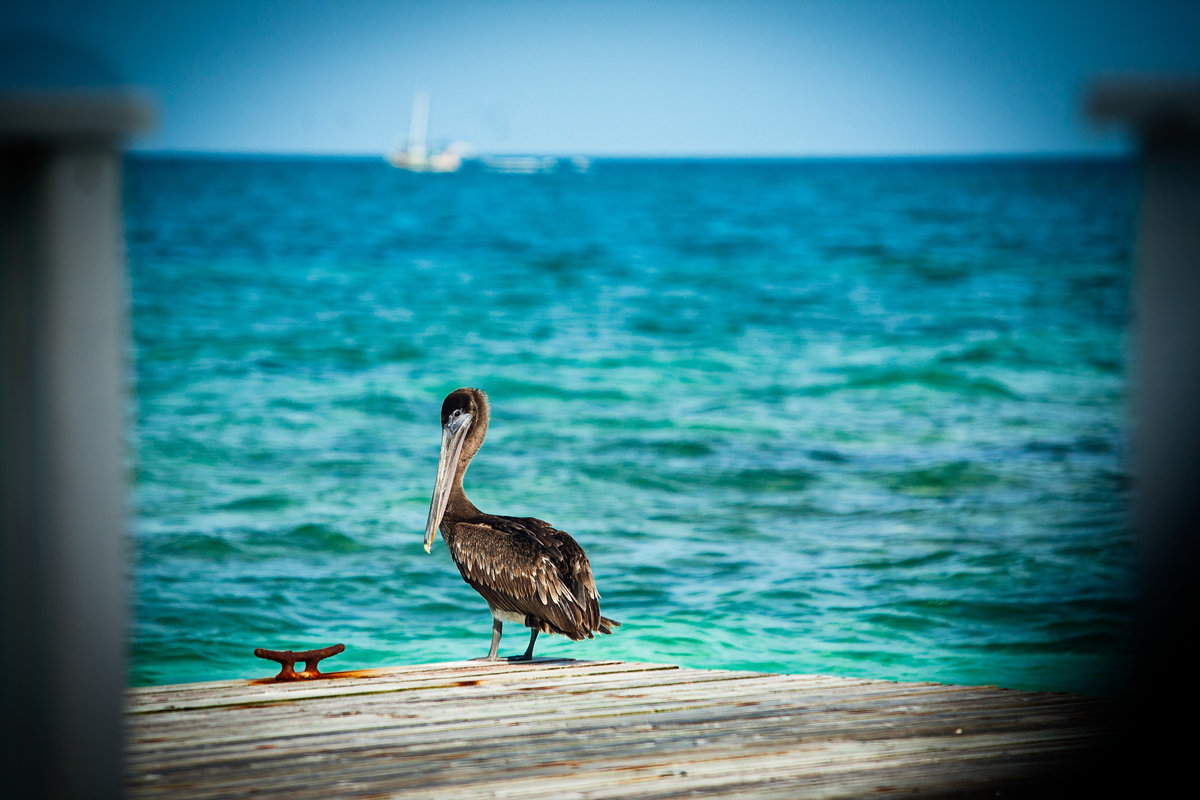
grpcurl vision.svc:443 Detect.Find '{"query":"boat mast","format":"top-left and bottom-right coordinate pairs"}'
top-left (408, 90), bottom-right (429, 162)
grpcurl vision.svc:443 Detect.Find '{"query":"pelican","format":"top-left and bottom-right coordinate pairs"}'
top-left (423, 387), bottom-right (619, 661)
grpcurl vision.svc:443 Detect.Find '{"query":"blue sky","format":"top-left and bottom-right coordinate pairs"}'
top-left (3, 0), bottom-right (1199, 156)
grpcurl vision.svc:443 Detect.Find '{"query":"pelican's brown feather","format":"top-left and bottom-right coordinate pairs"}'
top-left (446, 516), bottom-right (619, 640)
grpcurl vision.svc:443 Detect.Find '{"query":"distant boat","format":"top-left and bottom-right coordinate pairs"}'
top-left (386, 91), bottom-right (464, 173)
top-left (480, 155), bottom-right (558, 174)
top-left (478, 155), bottom-right (591, 175)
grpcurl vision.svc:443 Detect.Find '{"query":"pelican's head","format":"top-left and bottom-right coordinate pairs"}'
top-left (423, 387), bottom-right (490, 552)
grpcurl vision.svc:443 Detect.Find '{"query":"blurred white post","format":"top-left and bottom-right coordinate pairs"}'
top-left (1089, 79), bottom-right (1200, 777)
top-left (408, 90), bottom-right (430, 161)
top-left (1, 92), bottom-right (151, 799)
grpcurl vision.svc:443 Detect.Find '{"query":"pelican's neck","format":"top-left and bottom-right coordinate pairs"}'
top-left (445, 460), bottom-right (481, 521)
top-left (444, 408), bottom-right (487, 523)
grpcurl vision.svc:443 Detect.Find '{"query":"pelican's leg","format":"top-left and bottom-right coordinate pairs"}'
top-left (474, 619), bottom-right (502, 662)
top-left (518, 628), bottom-right (538, 661)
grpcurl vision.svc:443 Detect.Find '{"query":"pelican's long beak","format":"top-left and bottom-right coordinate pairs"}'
top-left (423, 412), bottom-right (473, 553)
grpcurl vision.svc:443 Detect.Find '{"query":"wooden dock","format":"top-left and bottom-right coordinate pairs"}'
top-left (126, 659), bottom-right (1116, 798)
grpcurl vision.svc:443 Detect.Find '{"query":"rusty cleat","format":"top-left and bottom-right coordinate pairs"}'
top-left (253, 643), bottom-right (346, 681)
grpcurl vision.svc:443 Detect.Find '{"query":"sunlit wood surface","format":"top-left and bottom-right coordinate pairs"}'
top-left (126, 659), bottom-right (1114, 798)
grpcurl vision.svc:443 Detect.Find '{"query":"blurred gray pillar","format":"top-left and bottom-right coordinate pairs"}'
top-left (1090, 79), bottom-right (1200, 771)
top-left (1, 93), bottom-right (151, 799)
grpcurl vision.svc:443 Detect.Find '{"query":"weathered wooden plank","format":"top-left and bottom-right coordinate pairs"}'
top-left (129, 657), bottom-right (638, 695)
top-left (126, 666), bottom-right (809, 736)
top-left (130, 729), bottom-right (1101, 800)
top-left (130, 698), bottom-right (1106, 777)
top-left (128, 718), bottom-right (1106, 792)
top-left (125, 660), bottom-right (1113, 799)
top-left (129, 667), bottom-right (887, 730)
top-left (128, 660), bottom-right (678, 713)
top-left (126, 678), bottom-right (1033, 760)
top-left (128, 674), bottom-right (1077, 746)
top-left (128, 695), bottom-right (1102, 774)
top-left (384, 736), bottom-right (1080, 800)
top-left (126, 705), bottom-right (1099, 782)
top-left (129, 684), bottom-right (936, 763)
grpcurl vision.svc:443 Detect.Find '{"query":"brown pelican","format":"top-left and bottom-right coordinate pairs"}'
top-left (423, 387), bottom-right (619, 661)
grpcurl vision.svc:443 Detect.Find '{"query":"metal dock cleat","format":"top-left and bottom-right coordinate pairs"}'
top-left (253, 643), bottom-right (346, 681)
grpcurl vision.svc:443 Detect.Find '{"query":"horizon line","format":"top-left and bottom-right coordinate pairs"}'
top-left (127, 147), bottom-right (1134, 162)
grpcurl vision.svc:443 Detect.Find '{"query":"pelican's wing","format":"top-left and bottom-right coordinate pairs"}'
top-left (447, 518), bottom-right (592, 638)
top-left (517, 516), bottom-right (604, 631)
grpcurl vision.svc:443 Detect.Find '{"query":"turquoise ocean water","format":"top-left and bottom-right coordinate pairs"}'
top-left (126, 156), bottom-right (1138, 694)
